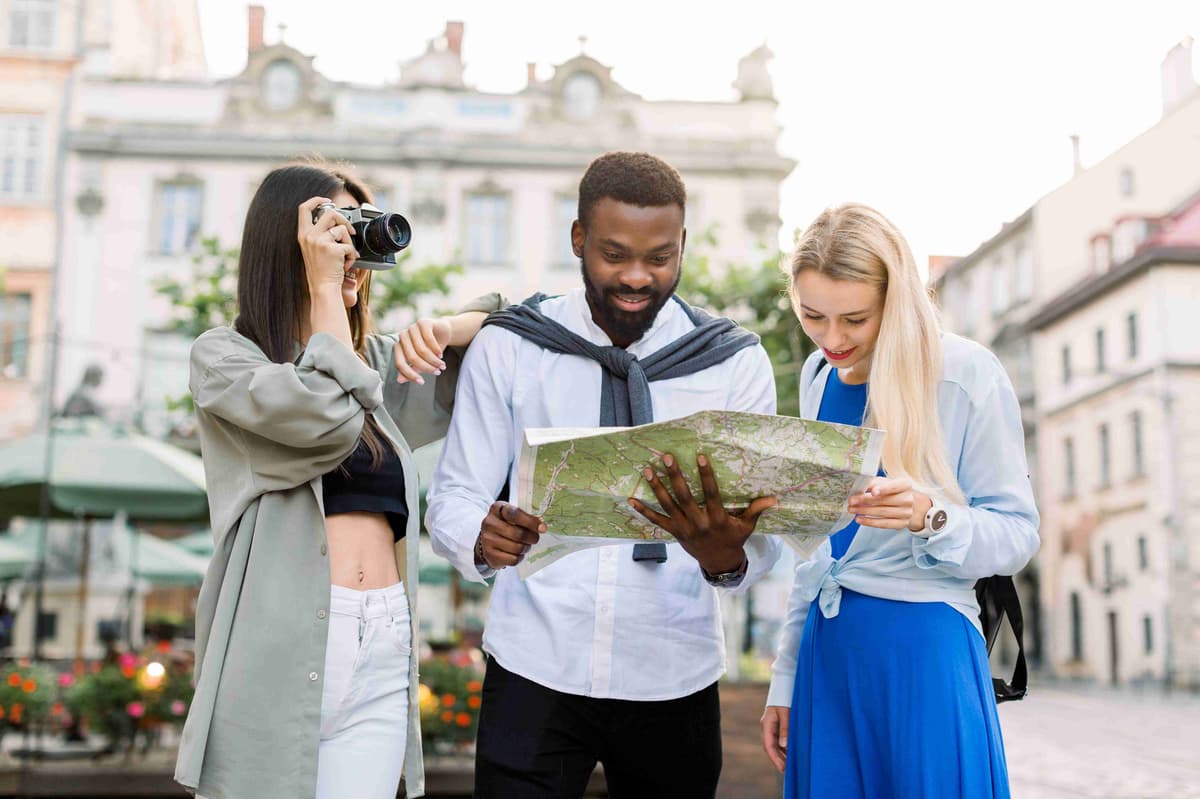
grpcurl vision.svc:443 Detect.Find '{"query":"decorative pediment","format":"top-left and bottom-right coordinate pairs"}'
top-left (222, 43), bottom-right (333, 123)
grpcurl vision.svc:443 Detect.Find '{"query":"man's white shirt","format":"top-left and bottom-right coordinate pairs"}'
top-left (426, 288), bottom-right (781, 700)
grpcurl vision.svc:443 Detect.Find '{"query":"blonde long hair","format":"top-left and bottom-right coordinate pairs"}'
top-left (787, 203), bottom-right (965, 504)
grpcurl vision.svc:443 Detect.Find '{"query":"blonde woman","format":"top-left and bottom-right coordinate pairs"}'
top-left (759, 204), bottom-right (1039, 798)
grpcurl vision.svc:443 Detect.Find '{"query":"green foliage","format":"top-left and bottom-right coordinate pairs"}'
top-left (418, 655), bottom-right (483, 749)
top-left (369, 249), bottom-right (463, 318)
top-left (153, 237), bottom-right (240, 339)
top-left (677, 227), bottom-right (813, 417)
top-left (0, 663), bottom-right (56, 732)
top-left (64, 652), bottom-right (193, 747)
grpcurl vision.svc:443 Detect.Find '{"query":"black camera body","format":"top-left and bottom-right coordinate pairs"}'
top-left (313, 202), bottom-right (412, 269)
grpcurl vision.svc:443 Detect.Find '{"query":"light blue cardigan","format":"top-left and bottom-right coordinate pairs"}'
top-left (767, 332), bottom-right (1040, 707)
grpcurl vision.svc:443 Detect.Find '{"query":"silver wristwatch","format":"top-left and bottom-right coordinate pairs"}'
top-left (913, 504), bottom-right (949, 538)
top-left (701, 558), bottom-right (748, 587)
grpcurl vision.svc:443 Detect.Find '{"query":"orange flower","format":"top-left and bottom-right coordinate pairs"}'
top-left (120, 666), bottom-right (136, 679)
top-left (455, 712), bottom-right (471, 727)
top-left (155, 640), bottom-right (172, 653)
top-left (468, 695), bottom-right (481, 709)
top-left (6, 673), bottom-right (20, 687)
top-left (0, 706), bottom-right (6, 719)
top-left (51, 702), bottom-right (65, 716)
top-left (441, 694), bottom-right (456, 707)
top-left (467, 680), bottom-right (483, 693)
top-left (21, 680), bottom-right (36, 694)
top-left (440, 710), bottom-right (454, 723)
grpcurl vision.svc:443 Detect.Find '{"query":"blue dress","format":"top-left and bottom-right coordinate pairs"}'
top-left (784, 368), bottom-right (1011, 798)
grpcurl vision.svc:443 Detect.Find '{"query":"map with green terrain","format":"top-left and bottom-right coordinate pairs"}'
top-left (517, 411), bottom-right (885, 559)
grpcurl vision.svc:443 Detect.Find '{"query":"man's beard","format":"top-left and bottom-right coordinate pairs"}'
top-left (581, 256), bottom-right (680, 345)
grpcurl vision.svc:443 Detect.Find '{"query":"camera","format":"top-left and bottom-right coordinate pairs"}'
top-left (312, 202), bottom-right (412, 269)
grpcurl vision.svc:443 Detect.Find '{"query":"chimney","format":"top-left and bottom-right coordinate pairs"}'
top-left (248, 5), bottom-right (265, 52)
top-left (526, 62), bottom-right (537, 86)
top-left (1070, 134), bottom-right (1082, 175)
top-left (445, 21), bottom-right (464, 58)
top-left (1161, 37), bottom-right (1197, 116)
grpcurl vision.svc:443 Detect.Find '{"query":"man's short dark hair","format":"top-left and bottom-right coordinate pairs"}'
top-left (577, 151), bottom-right (686, 229)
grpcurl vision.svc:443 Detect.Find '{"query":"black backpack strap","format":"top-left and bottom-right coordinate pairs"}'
top-left (981, 575), bottom-right (1028, 703)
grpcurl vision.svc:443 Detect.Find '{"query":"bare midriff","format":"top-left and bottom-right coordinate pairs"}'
top-left (325, 511), bottom-right (402, 590)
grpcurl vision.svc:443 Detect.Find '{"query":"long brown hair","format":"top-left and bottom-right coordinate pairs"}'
top-left (234, 160), bottom-right (393, 467)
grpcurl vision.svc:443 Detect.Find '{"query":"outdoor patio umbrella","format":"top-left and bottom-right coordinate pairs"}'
top-left (0, 424), bottom-right (209, 660)
top-left (0, 425), bottom-right (208, 523)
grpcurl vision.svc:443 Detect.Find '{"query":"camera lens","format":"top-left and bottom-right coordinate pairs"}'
top-left (363, 213), bottom-right (412, 255)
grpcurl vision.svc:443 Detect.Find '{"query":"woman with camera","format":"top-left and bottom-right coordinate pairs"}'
top-left (753, 203), bottom-right (1039, 798)
top-left (174, 162), bottom-right (502, 799)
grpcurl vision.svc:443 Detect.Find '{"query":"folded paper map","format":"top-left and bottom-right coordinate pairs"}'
top-left (514, 410), bottom-right (885, 578)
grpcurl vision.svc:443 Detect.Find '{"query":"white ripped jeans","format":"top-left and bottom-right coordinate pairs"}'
top-left (316, 582), bottom-right (412, 799)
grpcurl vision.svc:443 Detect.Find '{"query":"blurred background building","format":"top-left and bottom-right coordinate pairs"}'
top-left (932, 37), bottom-right (1200, 690)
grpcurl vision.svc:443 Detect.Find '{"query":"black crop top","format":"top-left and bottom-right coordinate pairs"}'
top-left (322, 438), bottom-right (408, 542)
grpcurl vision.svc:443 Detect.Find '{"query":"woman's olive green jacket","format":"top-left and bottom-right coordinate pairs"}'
top-left (175, 296), bottom-right (500, 799)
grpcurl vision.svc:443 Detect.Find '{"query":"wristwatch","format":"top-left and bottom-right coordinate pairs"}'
top-left (701, 558), bottom-right (748, 587)
top-left (914, 504), bottom-right (949, 538)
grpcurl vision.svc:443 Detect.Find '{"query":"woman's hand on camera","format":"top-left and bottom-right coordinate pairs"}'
top-left (297, 196), bottom-right (357, 294)
top-left (393, 318), bottom-right (451, 385)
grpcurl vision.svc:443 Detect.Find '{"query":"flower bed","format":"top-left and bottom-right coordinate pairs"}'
top-left (418, 647), bottom-right (484, 753)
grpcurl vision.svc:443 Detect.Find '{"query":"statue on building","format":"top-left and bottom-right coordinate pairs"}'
top-left (733, 43), bottom-right (777, 102)
top-left (60, 363), bottom-right (105, 419)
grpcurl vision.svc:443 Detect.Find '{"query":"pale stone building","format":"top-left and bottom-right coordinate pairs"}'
top-left (934, 38), bottom-right (1200, 687)
top-left (41, 9), bottom-right (793, 436)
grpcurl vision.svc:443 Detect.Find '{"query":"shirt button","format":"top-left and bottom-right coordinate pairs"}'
top-left (317, 610), bottom-right (326, 619)
top-left (309, 671), bottom-right (319, 682)
top-left (320, 544), bottom-right (327, 556)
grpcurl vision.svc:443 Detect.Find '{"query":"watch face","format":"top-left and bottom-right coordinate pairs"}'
top-left (931, 509), bottom-right (948, 531)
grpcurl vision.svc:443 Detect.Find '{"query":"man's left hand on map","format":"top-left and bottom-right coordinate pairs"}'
top-left (627, 452), bottom-right (778, 575)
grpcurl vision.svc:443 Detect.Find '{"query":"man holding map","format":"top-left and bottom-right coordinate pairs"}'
top-left (426, 151), bottom-right (783, 797)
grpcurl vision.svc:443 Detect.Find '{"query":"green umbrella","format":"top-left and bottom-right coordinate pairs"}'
top-left (0, 535), bottom-right (34, 580)
top-left (174, 531), bottom-right (214, 559)
top-left (0, 426), bottom-right (208, 523)
top-left (4, 522), bottom-right (209, 586)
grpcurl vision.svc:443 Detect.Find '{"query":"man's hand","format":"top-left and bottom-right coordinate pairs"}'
top-left (627, 453), bottom-right (777, 575)
top-left (476, 501), bottom-right (545, 570)
top-left (761, 705), bottom-right (789, 773)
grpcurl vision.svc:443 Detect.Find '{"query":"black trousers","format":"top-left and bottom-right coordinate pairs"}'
top-left (473, 657), bottom-right (723, 799)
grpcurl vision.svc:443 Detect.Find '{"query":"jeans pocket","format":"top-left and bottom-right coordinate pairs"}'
top-left (387, 614), bottom-right (413, 660)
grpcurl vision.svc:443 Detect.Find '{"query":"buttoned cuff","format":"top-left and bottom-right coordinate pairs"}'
top-left (766, 670), bottom-right (794, 708)
top-left (911, 507), bottom-right (973, 569)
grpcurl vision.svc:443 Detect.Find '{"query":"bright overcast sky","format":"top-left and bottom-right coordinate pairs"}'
top-left (198, 0), bottom-right (1200, 270)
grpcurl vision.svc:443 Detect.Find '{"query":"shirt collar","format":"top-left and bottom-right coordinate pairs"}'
top-left (566, 287), bottom-right (679, 355)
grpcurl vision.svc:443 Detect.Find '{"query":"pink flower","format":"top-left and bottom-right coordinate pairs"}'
top-left (57, 673), bottom-right (74, 688)
top-left (118, 653), bottom-right (137, 670)
top-left (126, 702), bottom-right (145, 719)
top-left (170, 700), bottom-right (186, 716)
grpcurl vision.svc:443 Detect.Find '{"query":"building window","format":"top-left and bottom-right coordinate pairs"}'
top-left (465, 192), bottom-right (511, 265)
top-left (1119, 167), bottom-right (1135, 198)
top-left (552, 194), bottom-right (577, 268)
top-left (1091, 236), bottom-right (1111, 273)
top-left (1126, 312), bottom-right (1138, 359)
top-left (1062, 345), bottom-right (1072, 385)
top-left (1142, 615), bottom-right (1153, 654)
top-left (36, 611), bottom-right (57, 641)
top-left (7, 0), bottom-right (55, 50)
top-left (1064, 437), bottom-right (1076, 497)
top-left (1014, 242), bottom-right (1033, 302)
top-left (1130, 411), bottom-right (1144, 477)
top-left (1098, 423), bottom-right (1110, 487)
top-left (0, 292), bottom-right (32, 379)
top-left (1102, 541), bottom-right (1113, 587)
top-left (1112, 218), bottom-right (1149, 264)
top-left (0, 115), bottom-right (44, 201)
top-left (990, 258), bottom-right (1010, 315)
top-left (155, 181), bottom-right (203, 255)
top-left (1069, 592), bottom-right (1083, 660)
top-left (1137, 535), bottom-right (1148, 571)
top-left (1095, 328), bottom-right (1106, 374)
